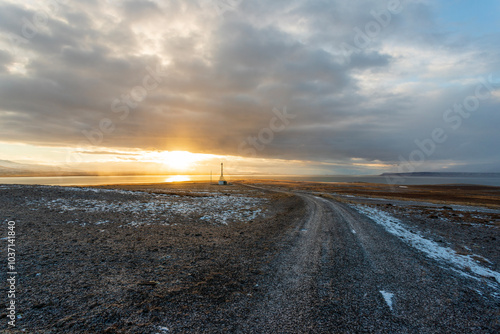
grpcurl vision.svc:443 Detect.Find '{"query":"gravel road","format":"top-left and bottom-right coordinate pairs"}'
top-left (239, 193), bottom-right (500, 333)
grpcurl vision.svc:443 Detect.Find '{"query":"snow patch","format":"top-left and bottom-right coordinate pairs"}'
top-left (26, 189), bottom-right (268, 226)
top-left (157, 325), bottom-right (169, 333)
top-left (355, 205), bottom-right (500, 286)
top-left (380, 290), bottom-right (394, 311)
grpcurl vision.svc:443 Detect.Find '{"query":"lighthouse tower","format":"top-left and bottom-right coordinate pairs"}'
top-left (218, 163), bottom-right (227, 185)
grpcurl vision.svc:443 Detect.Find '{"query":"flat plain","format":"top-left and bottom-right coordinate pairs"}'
top-left (1, 181), bottom-right (499, 333)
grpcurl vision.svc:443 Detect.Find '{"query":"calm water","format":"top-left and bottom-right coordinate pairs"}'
top-left (1, 174), bottom-right (500, 186)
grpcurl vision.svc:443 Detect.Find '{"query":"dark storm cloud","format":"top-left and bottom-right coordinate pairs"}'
top-left (0, 0), bottom-right (499, 172)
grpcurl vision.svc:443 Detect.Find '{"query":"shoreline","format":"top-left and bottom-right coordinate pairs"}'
top-left (3, 173), bottom-right (500, 187)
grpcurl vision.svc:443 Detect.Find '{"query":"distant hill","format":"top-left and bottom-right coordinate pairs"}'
top-left (380, 172), bottom-right (500, 178)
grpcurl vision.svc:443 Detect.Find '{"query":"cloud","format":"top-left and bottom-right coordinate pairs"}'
top-left (0, 0), bottom-right (499, 173)
top-left (0, 49), bottom-right (13, 72)
top-left (78, 150), bottom-right (140, 156)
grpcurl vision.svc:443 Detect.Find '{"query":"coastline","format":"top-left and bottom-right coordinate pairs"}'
top-left (3, 173), bottom-right (500, 187)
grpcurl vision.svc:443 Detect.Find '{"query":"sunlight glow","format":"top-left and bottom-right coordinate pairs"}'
top-left (159, 151), bottom-right (204, 171)
top-left (165, 175), bottom-right (191, 182)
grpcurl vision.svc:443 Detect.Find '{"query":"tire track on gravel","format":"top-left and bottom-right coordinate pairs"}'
top-left (240, 192), bottom-right (499, 333)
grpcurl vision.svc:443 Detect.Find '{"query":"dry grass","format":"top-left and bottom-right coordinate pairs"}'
top-left (236, 179), bottom-right (500, 209)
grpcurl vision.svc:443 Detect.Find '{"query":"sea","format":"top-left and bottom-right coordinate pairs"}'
top-left (1, 174), bottom-right (500, 187)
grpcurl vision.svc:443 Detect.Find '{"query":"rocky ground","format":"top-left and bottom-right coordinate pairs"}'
top-left (0, 183), bottom-right (304, 333)
top-left (316, 185), bottom-right (500, 275)
top-left (1, 181), bottom-right (499, 333)
top-left (247, 180), bottom-right (500, 273)
top-left (359, 202), bottom-right (500, 272)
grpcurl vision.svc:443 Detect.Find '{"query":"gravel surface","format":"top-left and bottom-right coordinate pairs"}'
top-left (0, 184), bottom-right (303, 333)
top-left (1, 182), bottom-right (499, 333)
top-left (237, 193), bottom-right (499, 333)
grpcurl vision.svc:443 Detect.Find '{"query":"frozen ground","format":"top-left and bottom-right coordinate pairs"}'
top-left (334, 192), bottom-right (500, 214)
top-left (14, 184), bottom-right (270, 226)
top-left (354, 204), bottom-right (500, 291)
top-left (0, 183), bottom-right (301, 333)
top-left (1, 182), bottom-right (499, 332)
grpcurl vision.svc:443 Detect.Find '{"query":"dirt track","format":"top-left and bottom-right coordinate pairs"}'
top-left (239, 192), bottom-right (500, 333)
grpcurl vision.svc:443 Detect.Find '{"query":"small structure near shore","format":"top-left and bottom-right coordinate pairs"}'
top-left (218, 163), bottom-right (227, 185)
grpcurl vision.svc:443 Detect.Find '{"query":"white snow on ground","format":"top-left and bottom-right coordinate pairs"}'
top-left (380, 291), bottom-right (394, 311)
top-left (156, 326), bottom-right (169, 333)
top-left (26, 190), bottom-right (268, 226)
top-left (354, 205), bottom-right (500, 286)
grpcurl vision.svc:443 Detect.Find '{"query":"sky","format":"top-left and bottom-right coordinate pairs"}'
top-left (0, 0), bottom-right (499, 176)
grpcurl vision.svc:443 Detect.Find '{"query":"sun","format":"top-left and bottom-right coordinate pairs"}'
top-left (141, 150), bottom-right (221, 173)
top-left (161, 151), bottom-right (199, 171)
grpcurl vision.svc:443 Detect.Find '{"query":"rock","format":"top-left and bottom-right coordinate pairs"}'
top-left (137, 281), bottom-right (159, 286)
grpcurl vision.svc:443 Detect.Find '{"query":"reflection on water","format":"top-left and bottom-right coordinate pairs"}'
top-left (0, 174), bottom-right (499, 187)
top-left (0, 175), bottom-right (206, 186)
top-left (165, 175), bottom-right (191, 182)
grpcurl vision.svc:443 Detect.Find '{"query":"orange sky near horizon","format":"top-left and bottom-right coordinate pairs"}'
top-left (1, 1), bottom-right (499, 176)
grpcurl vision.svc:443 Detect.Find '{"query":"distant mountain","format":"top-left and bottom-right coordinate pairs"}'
top-left (380, 172), bottom-right (500, 177)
